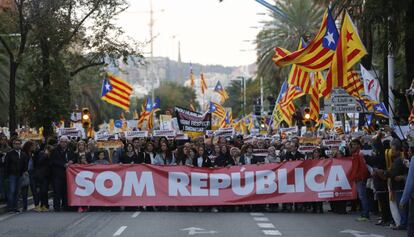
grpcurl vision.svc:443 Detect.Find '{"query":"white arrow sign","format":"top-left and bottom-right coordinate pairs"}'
top-left (340, 229), bottom-right (384, 237)
top-left (181, 227), bottom-right (218, 235)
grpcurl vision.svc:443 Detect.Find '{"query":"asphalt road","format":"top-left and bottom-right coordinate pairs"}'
top-left (0, 209), bottom-right (407, 237)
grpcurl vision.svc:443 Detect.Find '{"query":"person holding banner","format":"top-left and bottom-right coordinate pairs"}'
top-left (215, 145), bottom-right (233, 167)
top-left (143, 142), bottom-right (156, 164)
top-left (154, 141), bottom-right (176, 165)
top-left (50, 136), bottom-right (77, 212)
top-left (230, 147), bottom-right (242, 165)
top-left (265, 146), bottom-right (280, 163)
top-left (240, 144), bottom-right (254, 165)
top-left (193, 146), bottom-right (213, 168)
top-left (75, 141), bottom-right (88, 165)
top-left (119, 143), bottom-right (138, 164)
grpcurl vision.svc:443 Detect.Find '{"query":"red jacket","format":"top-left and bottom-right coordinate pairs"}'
top-left (351, 153), bottom-right (369, 181)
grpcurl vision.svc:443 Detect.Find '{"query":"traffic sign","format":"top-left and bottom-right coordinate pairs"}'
top-left (325, 95), bottom-right (357, 105)
top-left (323, 104), bottom-right (363, 113)
top-left (114, 120), bottom-right (123, 128)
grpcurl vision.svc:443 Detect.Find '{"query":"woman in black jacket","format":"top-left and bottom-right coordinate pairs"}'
top-left (35, 145), bottom-right (53, 211)
top-left (193, 146), bottom-right (212, 168)
top-left (215, 145), bottom-right (234, 167)
top-left (119, 143), bottom-right (138, 164)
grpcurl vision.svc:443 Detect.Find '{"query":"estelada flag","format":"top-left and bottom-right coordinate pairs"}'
top-left (273, 9), bottom-right (339, 72)
top-left (322, 11), bottom-right (367, 96)
top-left (101, 73), bottom-right (133, 111)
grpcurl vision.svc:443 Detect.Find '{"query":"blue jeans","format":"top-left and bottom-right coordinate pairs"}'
top-left (357, 180), bottom-right (369, 218)
top-left (7, 175), bottom-right (20, 211)
top-left (395, 190), bottom-right (408, 227)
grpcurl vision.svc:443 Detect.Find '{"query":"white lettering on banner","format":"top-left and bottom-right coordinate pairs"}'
top-left (75, 171), bottom-right (94, 196)
top-left (123, 172), bottom-right (155, 196)
top-left (256, 171), bottom-right (277, 194)
top-left (95, 171), bottom-right (122, 196)
top-left (73, 165), bottom-right (352, 198)
top-left (306, 167), bottom-right (325, 192)
top-left (231, 172), bottom-right (255, 196)
top-left (74, 171), bottom-right (156, 197)
top-left (191, 172), bottom-right (209, 196)
top-left (209, 174), bottom-right (231, 196)
top-left (278, 169), bottom-right (295, 193)
top-left (325, 165), bottom-right (351, 190)
top-left (169, 172), bottom-right (191, 196)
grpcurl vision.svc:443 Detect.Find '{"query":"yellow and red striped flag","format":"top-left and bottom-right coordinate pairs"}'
top-left (322, 12), bottom-right (367, 96)
top-left (200, 72), bottom-right (208, 94)
top-left (309, 72), bottom-right (323, 121)
top-left (214, 81), bottom-right (229, 103)
top-left (101, 73), bottom-right (133, 111)
top-left (343, 70), bottom-right (364, 98)
top-left (273, 9), bottom-right (338, 72)
top-left (209, 101), bottom-right (226, 118)
top-left (316, 113), bottom-right (333, 128)
top-left (287, 39), bottom-right (312, 94)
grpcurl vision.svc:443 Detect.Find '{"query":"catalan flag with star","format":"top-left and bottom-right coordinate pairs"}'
top-left (322, 11), bottom-right (367, 96)
top-left (101, 73), bottom-right (133, 111)
top-left (214, 80), bottom-right (229, 103)
top-left (273, 9), bottom-right (339, 72)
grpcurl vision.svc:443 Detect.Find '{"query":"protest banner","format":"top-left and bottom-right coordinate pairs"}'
top-left (160, 115), bottom-right (173, 130)
top-left (125, 131), bottom-right (148, 140)
top-left (67, 158), bottom-right (357, 206)
top-left (153, 130), bottom-right (176, 139)
top-left (175, 107), bottom-right (211, 133)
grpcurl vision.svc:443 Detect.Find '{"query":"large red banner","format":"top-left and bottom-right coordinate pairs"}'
top-left (67, 158), bottom-right (357, 206)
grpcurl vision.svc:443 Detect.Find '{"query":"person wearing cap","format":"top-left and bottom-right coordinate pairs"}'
top-left (50, 136), bottom-right (77, 211)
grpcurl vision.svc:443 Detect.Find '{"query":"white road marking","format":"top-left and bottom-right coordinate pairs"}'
top-left (263, 229), bottom-right (282, 235)
top-left (257, 223), bottom-right (275, 228)
top-left (113, 226), bottom-right (127, 236)
top-left (253, 217), bottom-right (269, 222)
top-left (250, 212), bottom-right (265, 216)
top-left (131, 212), bottom-right (141, 218)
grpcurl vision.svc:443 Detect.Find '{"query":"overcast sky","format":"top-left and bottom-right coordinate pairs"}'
top-left (116, 0), bottom-right (267, 67)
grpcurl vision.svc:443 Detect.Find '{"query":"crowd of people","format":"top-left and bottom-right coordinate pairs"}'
top-left (0, 128), bottom-right (413, 235)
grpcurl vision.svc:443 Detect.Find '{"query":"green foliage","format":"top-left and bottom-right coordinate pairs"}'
top-left (135, 82), bottom-right (198, 116)
top-left (255, 0), bottom-right (324, 102)
top-left (223, 78), bottom-right (259, 118)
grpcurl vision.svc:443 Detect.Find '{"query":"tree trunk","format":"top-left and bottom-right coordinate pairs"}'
top-left (8, 60), bottom-right (18, 135)
top-left (40, 37), bottom-right (53, 137)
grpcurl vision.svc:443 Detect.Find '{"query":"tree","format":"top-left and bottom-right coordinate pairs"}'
top-left (136, 82), bottom-right (198, 115)
top-left (0, 1), bottom-right (31, 133)
top-left (255, 0), bottom-right (323, 103)
top-left (223, 78), bottom-right (259, 118)
top-left (24, 0), bottom-right (141, 136)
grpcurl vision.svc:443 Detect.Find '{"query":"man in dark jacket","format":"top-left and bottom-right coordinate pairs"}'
top-left (51, 136), bottom-right (77, 211)
top-left (282, 142), bottom-right (305, 161)
top-left (0, 133), bottom-right (10, 202)
top-left (5, 138), bottom-right (28, 212)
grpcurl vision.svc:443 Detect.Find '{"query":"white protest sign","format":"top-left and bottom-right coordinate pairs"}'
top-left (125, 131), bottom-right (148, 139)
top-left (153, 130), bottom-right (176, 138)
